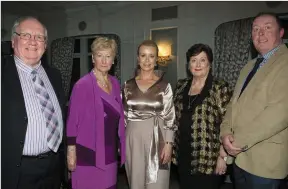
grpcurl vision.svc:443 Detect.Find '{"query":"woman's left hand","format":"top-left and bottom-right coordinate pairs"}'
top-left (215, 156), bottom-right (227, 175)
top-left (160, 143), bottom-right (172, 164)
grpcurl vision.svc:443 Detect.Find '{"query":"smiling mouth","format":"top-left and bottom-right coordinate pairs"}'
top-left (26, 48), bottom-right (37, 51)
top-left (259, 41), bottom-right (267, 43)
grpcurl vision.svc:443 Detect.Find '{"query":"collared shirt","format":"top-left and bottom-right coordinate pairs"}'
top-left (15, 56), bottom-right (63, 155)
top-left (258, 45), bottom-right (281, 68)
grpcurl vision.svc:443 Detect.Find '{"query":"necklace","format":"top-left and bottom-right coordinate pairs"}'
top-left (187, 87), bottom-right (199, 109)
top-left (188, 94), bottom-right (198, 109)
top-left (93, 69), bottom-right (108, 88)
top-left (97, 80), bottom-right (108, 88)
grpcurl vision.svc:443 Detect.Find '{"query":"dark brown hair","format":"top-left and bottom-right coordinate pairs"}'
top-left (186, 43), bottom-right (213, 63)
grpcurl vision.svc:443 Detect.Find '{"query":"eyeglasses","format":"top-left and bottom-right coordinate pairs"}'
top-left (14, 32), bottom-right (47, 42)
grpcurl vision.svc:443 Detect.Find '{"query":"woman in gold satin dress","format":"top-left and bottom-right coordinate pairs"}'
top-left (122, 40), bottom-right (177, 189)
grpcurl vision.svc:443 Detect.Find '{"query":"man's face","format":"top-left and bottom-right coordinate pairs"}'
top-left (252, 15), bottom-right (284, 56)
top-left (12, 19), bottom-right (47, 67)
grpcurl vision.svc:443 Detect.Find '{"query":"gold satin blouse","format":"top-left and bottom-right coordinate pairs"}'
top-left (122, 73), bottom-right (176, 184)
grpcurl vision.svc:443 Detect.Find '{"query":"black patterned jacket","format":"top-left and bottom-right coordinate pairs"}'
top-left (172, 73), bottom-right (231, 174)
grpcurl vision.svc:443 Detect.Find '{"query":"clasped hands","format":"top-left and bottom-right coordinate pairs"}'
top-left (221, 134), bottom-right (243, 157)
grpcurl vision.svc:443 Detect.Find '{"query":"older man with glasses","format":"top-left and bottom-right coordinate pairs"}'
top-left (2, 16), bottom-right (67, 189)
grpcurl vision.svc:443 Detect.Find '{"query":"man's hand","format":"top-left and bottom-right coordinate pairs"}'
top-left (221, 134), bottom-right (242, 156)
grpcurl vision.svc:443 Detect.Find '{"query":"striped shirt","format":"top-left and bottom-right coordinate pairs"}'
top-left (15, 56), bottom-right (63, 156)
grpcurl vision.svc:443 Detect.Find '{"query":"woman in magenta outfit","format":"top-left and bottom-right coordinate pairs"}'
top-left (66, 36), bottom-right (125, 189)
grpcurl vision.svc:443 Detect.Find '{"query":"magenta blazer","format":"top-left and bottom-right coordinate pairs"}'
top-left (66, 72), bottom-right (125, 170)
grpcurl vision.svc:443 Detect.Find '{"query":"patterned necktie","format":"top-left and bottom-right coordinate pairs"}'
top-left (239, 57), bottom-right (264, 97)
top-left (31, 70), bottom-right (61, 152)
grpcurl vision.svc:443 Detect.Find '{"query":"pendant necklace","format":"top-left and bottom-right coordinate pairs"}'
top-left (188, 95), bottom-right (198, 109)
top-left (188, 88), bottom-right (198, 109)
top-left (93, 69), bottom-right (108, 88)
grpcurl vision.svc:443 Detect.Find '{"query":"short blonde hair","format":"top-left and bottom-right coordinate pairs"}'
top-left (91, 36), bottom-right (117, 57)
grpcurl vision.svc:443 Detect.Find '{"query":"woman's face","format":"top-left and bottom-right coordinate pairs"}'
top-left (189, 51), bottom-right (210, 78)
top-left (137, 45), bottom-right (157, 72)
top-left (92, 48), bottom-right (114, 73)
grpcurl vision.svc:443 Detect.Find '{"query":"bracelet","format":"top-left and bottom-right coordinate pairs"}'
top-left (68, 147), bottom-right (76, 152)
top-left (166, 142), bottom-right (173, 145)
top-left (222, 156), bottom-right (227, 162)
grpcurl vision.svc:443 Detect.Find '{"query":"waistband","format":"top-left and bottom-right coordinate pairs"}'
top-left (22, 151), bottom-right (57, 159)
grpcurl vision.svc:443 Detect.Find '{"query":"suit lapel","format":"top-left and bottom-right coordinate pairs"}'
top-left (236, 44), bottom-right (287, 102)
top-left (41, 63), bottom-right (67, 150)
top-left (252, 45), bottom-right (287, 87)
top-left (42, 64), bottom-right (64, 109)
top-left (3, 56), bottom-right (28, 129)
top-left (233, 62), bottom-right (254, 103)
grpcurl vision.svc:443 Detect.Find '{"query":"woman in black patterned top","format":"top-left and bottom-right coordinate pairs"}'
top-left (172, 44), bottom-right (232, 189)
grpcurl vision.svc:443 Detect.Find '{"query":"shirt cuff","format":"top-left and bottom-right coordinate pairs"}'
top-left (165, 130), bottom-right (174, 143)
top-left (67, 137), bottom-right (76, 145)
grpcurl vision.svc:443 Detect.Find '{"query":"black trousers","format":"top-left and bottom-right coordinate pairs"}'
top-left (17, 151), bottom-right (61, 189)
top-left (178, 168), bottom-right (224, 189)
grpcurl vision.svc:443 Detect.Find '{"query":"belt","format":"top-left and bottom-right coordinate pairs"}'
top-left (22, 151), bottom-right (56, 159)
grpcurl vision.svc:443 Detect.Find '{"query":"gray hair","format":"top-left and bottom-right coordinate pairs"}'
top-left (11, 16), bottom-right (48, 41)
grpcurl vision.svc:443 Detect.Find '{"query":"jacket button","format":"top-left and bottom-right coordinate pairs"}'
top-left (242, 145), bottom-right (248, 151)
top-left (20, 141), bottom-right (24, 145)
top-left (24, 116), bottom-right (28, 122)
top-left (16, 164), bottom-right (20, 167)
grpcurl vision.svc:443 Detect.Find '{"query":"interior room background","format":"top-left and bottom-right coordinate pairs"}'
top-left (2, 1), bottom-right (288, 99)
top-left (2, 2), bottom-right (288, 188)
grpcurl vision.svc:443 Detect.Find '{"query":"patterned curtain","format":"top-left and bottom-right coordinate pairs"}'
top-left (51, 37), bottom-right (75, 101)
top-left (213, 17), bottom-right (253, 90)
top-left (106, 34), bottom-right (121, 82)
